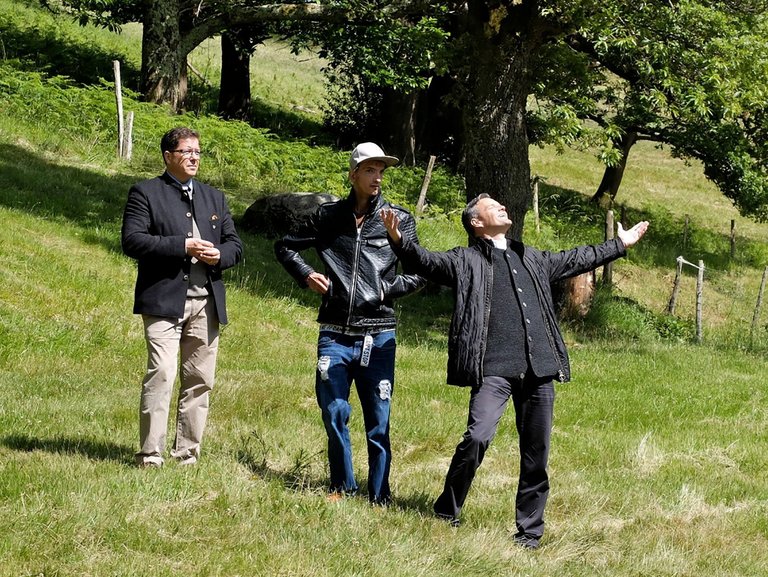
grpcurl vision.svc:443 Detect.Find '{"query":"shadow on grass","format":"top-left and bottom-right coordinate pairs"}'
top-left (249, 98), bottom-right (332, 145)
top-left (0, 142), bottom-right (134, 253)
top-left (1, 433), bottom-right (134, 464)
top-left (181, 77), bottom-right (333, 145)
top-left (236, 431), bottom-right (329, 494)
top-left (236, 433), bottom-right (441, 516)
top-left (0, 15), bottom-right (141, 90)
top-left (391, 491), bottom-right (440, 518)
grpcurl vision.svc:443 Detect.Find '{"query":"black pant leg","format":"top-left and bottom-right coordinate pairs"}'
top-left (434, 376), bottom-right (512, 520)
top-left (512, 379), bottom-right (555, 539)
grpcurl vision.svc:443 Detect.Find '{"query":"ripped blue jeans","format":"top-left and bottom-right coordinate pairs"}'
top-left (315, 328), bottom-right (396, 503)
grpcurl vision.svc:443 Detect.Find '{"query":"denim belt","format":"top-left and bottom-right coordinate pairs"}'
top-left (319, 324), bottom-right (393, 336)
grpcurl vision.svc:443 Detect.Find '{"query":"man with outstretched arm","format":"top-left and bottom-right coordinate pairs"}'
top-left (381, 194), bottom-right (648, 548)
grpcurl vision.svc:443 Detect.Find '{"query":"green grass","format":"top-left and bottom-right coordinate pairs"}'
top-left (2, 1), bottom-right (768, 575)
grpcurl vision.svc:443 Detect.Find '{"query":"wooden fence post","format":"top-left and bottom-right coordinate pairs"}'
top-left (603, 210), bottom-right (614, 288)
top-left (750, 265), bottom-right (768, 344)
top-left (415, 155), bottom-right (436, 214)
top-left (730, 219), bottom-right (736, 260)
top-left (667, 256), bottom-right (684, 315)
top-left (123, 111), bottom-right (134, 161)
top-left (696, 259), bottom-right (705, 343)
top-left (532, 176), bottom-right (541, 234)
top-left (113, 60), bottom-right (124, 159)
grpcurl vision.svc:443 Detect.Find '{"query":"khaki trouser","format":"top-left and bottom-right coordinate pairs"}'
top-left (137, 297), bottom-right (219, 466)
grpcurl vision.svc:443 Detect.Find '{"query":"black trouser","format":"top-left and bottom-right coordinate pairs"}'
top-left (434, 375), bottom-right (555, 539)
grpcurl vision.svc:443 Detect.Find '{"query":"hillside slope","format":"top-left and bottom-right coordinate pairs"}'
top-left (1, 2), bottom-right (768, 575)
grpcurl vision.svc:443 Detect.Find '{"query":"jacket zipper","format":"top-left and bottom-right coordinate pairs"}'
top-left (347, 218), bottom-right (364, 324)
top-left (478, 250), bottom-right (493, 383)
top-left (522, 253), bottom-right (567, 381)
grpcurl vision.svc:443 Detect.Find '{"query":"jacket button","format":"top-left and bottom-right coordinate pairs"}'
top-left (186, 212), bottom-right (192, 218)
top-left (183, 275), bottom-right (189, 281)
top-left (187, 232), bottom-right (193, 237)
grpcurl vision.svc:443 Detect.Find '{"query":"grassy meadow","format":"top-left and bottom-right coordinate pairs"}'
top-left (1, 2), bottom-right (768, 576)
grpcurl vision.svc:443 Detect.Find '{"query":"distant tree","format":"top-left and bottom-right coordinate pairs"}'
top-left (530, 2), bottom-right (768, 220)
top-left (43, 0), bottom-right (768, 229)
top-left (218, 25), bottom-right (269, 120)
top-left (42, 0), bottom-right (346, 110)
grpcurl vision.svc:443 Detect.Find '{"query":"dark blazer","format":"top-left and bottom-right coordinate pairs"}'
top-left (121, 172), bottom-right (242, 324)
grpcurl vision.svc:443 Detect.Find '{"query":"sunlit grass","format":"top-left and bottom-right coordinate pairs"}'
top-left (1, 1), bottom-right (768, 575)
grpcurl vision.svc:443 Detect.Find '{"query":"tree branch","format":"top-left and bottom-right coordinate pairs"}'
top-left (181, 1), bottom-right (459, 53)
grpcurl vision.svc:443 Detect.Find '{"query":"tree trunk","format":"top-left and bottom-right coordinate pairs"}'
top-left (461, 2), bottom-right (536, 241)
top-left (416, 74), bottom-right (464, 169)
top-left (218, 30), bottom-right (253, 120)
top-left (379, 87), bottom-right (418, 166)
top-left (141, 0), bottom-right (188, 110)
top-left (591, 130), bottom-right (638, 207)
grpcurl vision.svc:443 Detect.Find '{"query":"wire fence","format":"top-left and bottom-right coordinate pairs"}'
top-left (602, 210), bottom-right (768, 351)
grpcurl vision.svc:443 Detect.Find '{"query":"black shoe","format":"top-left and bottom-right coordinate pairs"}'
top-left (513, 535), bottom-right (540, 550)
top-left (434, 511), bottom-right (460, 527)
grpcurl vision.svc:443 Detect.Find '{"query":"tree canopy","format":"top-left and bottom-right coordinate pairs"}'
top-left (44, 0), bottom-right (768, 227)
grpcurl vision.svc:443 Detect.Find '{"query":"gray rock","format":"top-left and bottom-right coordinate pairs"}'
top-left (241, 192), bottom-right (339, 238)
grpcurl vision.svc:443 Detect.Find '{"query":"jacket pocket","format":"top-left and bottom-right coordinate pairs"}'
top-left (366, 238), bottom-right (389, 249)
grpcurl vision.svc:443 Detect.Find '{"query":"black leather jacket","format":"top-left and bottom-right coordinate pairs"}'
top-left (275, 191), bottom-right (424, 329)
top-left (393, 234), bottom-right (627, 387)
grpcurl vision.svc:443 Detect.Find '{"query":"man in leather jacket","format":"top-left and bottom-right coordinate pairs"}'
top-left (274, 142), bottom-right (424, 504)
top-left (382, 194), bottom-right (648, 547)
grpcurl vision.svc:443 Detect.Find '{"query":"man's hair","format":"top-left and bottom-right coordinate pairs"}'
top-left (461, 193), bottom-right (491, 237)
top-left (161, 127), bottom-right (199, 155)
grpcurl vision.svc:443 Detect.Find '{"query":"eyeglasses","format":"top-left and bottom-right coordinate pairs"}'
top-left (170, 149), bottom-right (202, 158)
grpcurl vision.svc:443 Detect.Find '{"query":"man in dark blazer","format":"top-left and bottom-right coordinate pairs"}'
top-left (122, 127), bottom-right (242, 468)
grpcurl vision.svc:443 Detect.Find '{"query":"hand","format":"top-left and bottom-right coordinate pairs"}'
top-left (185, 238), bottom-right (215, 258)
top-left (617, 221), bottom-right (650, 248)
top-left (197, 246), bottom-right (221, 265)
top-left (306, 272), bottom-right (331, 294)
top-left (379, 208), bottom-right (402, 244)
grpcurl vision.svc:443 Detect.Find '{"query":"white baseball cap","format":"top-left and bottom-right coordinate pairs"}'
top-left (349, 142), bottom-right (400, 171)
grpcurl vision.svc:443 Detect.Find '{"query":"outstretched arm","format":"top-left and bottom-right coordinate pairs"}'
top-left (379, 208), bottom-right (460, 287)
top-left (617, 221), bottom-right (650, 248)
